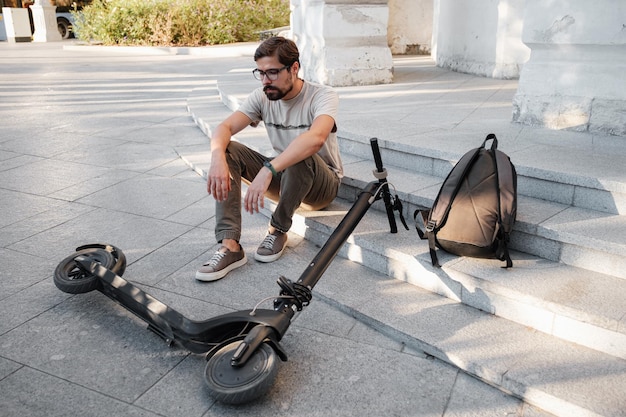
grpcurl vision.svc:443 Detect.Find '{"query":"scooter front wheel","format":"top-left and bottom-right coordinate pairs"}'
top-left (54, 247), bottom-right (120, 294)
top-left (204, 341), bottom-right (279, 405)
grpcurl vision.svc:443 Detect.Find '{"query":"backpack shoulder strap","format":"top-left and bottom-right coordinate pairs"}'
top-left (414, 208), bottom-right (441, 267)
top-left (429, 145), bottom-right (484, 227)
top-left (413, 209), bottom-right (429, 240)
top-left (486, 133), bottom-right (514, 268)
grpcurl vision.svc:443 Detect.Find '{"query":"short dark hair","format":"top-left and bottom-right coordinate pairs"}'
top-left (254, 36), bottom-right (300, 67)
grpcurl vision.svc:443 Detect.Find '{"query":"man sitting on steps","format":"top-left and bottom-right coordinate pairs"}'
top-left (196, 36), bottom-right (343, 282)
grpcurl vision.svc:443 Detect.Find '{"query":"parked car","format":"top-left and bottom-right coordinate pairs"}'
top-left (56, 11), bottom-right (75, 39)
top-left (55, 0), bottom-right (91, 40)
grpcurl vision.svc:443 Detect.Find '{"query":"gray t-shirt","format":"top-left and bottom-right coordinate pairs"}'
top-left (237, 81), bottom-right (343, 178)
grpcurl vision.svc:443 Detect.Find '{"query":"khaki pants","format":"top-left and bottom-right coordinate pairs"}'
top-left (215, 141), bottom-right (340, 243)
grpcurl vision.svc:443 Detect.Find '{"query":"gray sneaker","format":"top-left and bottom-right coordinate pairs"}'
top-left (255, 230), bottom-right (288, 263)
top-left (196, 246), bottom-right (247, 281)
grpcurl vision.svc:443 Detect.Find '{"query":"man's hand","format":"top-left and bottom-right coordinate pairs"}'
top-left (207, 111), bottom-right (254, 202)
top-left (207, 154), bottom-right (231, 202)
top-left (244, 167), bottom-right (273, 213)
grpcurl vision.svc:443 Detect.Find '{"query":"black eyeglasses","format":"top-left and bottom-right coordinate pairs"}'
top-left (252, 65), bottom-right (290, 81)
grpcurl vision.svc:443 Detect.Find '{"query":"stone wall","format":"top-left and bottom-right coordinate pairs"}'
top-left (512, 0), bottom-right (626, 136)
top-left (289, 0), bottom-right (626, 137)
top-left (431, 0), bottom-right (530, 79)
top-left (387, 0), bottom-right (433, 55)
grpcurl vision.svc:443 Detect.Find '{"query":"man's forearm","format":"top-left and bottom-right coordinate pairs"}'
top-left (210, 123), bottom-right (232, 155)
top-left (271, 132), bottom-right (325, 173)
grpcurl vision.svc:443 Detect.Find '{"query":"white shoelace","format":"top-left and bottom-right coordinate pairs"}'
top-left (259, 234), bottom-right (277, 250)
top-left (204, 250), bottom-right (226, 267)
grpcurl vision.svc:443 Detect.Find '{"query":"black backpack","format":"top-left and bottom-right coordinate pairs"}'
top-left (414, 134), bottom-right (517, 268)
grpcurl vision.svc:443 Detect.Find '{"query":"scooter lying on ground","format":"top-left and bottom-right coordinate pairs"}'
top-left (53, 138), bottom-right (408, 405)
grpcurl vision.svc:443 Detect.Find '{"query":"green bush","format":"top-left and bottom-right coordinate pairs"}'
top-left (72, 0), bottom-right (290, 46)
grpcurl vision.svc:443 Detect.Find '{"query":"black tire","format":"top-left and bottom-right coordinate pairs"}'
top-left (57, 17), bottom-right (72, 40)
top-left (54, 248), bottom-right (115, 294)
top-left (75, 243), bottom-right (126, 277)
top-left (204, 342), bottom-right (279, 405)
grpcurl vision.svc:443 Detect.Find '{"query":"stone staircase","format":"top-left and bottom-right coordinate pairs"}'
top-left (181, 58), bottom-right (626, 417)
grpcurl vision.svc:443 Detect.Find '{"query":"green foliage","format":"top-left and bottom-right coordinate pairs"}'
top-left (72, 0), bottom-right (290, 46)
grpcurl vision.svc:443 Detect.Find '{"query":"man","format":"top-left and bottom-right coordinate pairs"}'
top-left (196, 36), bottom-right (343, 281)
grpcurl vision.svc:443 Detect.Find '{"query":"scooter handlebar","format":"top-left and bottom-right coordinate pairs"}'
top-left (369, 137), bottom-right (398, 233)
top-left (370, 138), bottom-right (385, 173)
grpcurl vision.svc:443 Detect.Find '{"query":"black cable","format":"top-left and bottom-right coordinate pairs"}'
top-left (277, 276), bottom-right (312, 311)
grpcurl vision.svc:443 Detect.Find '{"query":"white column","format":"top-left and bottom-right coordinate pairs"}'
top-left (291, 0), bottom-right (393, 86)
top-left (2, 7), bottom-right (32, 42)
top-left (387, 0), bottom-right (433, 55)
top-left (432, 0), bottom-right (529, 79)
top-left (512, 0), bottom-right (626, 136)
top-left (30, 0), bottom-right (62, 42)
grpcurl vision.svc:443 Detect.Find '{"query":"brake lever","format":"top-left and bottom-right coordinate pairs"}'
top-left (392, 195), bottom-right (409, 230)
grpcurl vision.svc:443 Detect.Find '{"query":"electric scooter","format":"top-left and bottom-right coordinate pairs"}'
top-left (53, 138), bottom-right (408, 405)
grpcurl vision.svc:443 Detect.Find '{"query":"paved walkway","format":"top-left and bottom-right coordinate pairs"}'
top-left (1, 40), bottom-right (560, 417)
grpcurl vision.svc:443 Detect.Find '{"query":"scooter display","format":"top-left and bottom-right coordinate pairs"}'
top-left (53, 138), bottom-right (408, 405)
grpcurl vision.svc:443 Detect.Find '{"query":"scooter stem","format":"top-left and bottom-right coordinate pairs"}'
top-left (295, 181), bottom-right (379, 291)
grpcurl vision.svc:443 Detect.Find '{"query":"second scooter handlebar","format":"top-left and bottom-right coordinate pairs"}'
top-left (370, 137), bottom-right (399, 233)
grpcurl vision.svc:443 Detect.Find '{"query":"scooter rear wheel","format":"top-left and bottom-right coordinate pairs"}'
top-left (54, 248), bottom-right (117, 294)
top-left (204, 341), bottom-right (279, 405)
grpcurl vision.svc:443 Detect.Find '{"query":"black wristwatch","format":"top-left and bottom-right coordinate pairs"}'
top-left (263, 160), bottom-right (278, 176)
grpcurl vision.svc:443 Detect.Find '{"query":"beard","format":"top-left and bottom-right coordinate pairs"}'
top-left (263, 83), bottom-right (293, 101)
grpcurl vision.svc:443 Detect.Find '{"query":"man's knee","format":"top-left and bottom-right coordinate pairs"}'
top-left (283, 158), bottom-right (314, 178)
top-left (225, 141), bottom-right (248, 160)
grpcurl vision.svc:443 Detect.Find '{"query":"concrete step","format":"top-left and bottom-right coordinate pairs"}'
top-left (182, 80), bottom-right (626, 417)
top-left (183, 82), bottom-right (626, 355)
top-left (281, 196), bottom-right (626, 361)
top-left (215, 61), bottom-right (626, 217)
top-left (311, 228), bottom-right (626, 417)
top-left (338, 148), bottom-right (626, 281)
top-left (179, 141), bottom-right (626, 417)
top-left (336, 128), bottom-right (626, 217)
top-left (186, 84), bottom-right (626, 281)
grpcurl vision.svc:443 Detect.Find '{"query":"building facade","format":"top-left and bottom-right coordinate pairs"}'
top-left (291, 0), bottom-right (626, 136)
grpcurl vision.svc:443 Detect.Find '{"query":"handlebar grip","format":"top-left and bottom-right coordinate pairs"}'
top-left (370, 138), bottom-right (384, 172)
